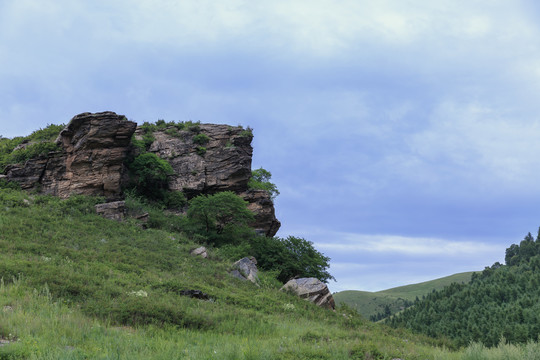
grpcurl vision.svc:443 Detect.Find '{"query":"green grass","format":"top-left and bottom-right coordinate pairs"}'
top-left (0, 187), bottom-right (466, 359)
top-left (334, 272), bottom-right (475, 320)
top-left (1, 187), bottom-right (538, 358)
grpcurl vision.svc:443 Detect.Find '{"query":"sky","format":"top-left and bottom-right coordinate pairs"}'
top-left (2, 0), bottom-right (540, 292)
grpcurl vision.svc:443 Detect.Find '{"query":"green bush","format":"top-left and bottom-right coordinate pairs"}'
top-left (248, 167), bottom-right (280, 201)
top-left (187, 191), bottom-right (255, 246)
top-left (195, 146), bottom-right (206, 156)
top-left (252, 236), bottom-right (335, 283)
top-left (128, 153), bottom-right (174, 200)
top-left (193, 133), bottom-right (210, 145)
top-left (27, 124), bottom-right (65, 142)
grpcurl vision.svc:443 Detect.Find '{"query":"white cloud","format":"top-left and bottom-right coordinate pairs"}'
top-left (404, 101), bottom-right (540, 189)
top-left (316, 233), bottom-right (501, 257)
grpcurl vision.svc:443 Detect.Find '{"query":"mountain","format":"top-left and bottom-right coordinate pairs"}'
top-left (334, 272), bottom-right (475, 320)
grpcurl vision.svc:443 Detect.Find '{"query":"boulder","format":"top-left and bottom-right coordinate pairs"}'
top-left (230, 257), bottom-right (259, 285)
top-left (190, 246), bottom-right (208, 258)
top-left (95, 201), bottom-right (126, 221)
top-left (281, 278), bottom-right (335, 310)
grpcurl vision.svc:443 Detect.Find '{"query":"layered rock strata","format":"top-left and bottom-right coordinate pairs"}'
top-left (5, 112), bottom-right (137, 199)
top-left (141, 124), bottom-right (280, 236)
top-left (4, 112), bottom-right (280, 236)
top-left (281, 278), bottom-right (336, 310)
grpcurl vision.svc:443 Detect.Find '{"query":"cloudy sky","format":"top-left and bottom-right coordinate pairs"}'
top-left (2, 0), bottom-right (540, 292)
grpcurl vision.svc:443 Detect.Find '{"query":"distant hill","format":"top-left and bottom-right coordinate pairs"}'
top-left (390, 232), bottom-right (540, 347)
top-left (334, 272), bottom-right (475, 320)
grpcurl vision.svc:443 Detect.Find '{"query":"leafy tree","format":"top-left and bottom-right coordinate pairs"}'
top-left (129, 153), bottom-right (174, 200)
top-left (250, 236), bottom-right (335, 283)
top-left (248, 167), bottom-right (280, 201)
top-left (187, 191), bottom-right (255, 245)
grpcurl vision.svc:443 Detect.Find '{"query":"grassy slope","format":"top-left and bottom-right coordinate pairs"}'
top-left (334, 272), bottom-right (475, 319)
top-left (0, 188), bottom-right (460, 359)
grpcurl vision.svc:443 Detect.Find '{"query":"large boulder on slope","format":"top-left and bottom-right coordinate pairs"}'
top-left (281, 278), bottom-right (335, 310)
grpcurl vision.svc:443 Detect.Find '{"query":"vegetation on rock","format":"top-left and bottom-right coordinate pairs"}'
top-left (248, 167), bottom-right (280, 201)
top-left (0, 124), bottom-right (63, 172)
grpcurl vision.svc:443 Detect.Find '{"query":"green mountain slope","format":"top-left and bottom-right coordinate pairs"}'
top-left (334, 272), bottom-right (475, 320)
top-left (390, 232), bottom-right (540, 347)
top-left (0, 187), bottom-right (459, 359)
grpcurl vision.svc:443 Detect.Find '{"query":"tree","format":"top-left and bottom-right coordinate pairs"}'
top-left (129, 153), bottom-right (174, 199)
top-left (251, 236), bottom-right (335, 283)
top-left (187, 191), bottom-right (255, 245)
top-left (248, 167), bottom-right (280, 201)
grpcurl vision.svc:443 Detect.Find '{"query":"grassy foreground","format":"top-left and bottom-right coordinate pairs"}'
top-left (0, 188), bottom-right (539, 359)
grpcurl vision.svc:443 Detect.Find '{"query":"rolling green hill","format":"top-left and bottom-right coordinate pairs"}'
top-left (390, 232), bottom-right (540, 347)
top-left (334, 272), bottom-right (475, 320)
top-left (0, 186), bottom-right (464, 359)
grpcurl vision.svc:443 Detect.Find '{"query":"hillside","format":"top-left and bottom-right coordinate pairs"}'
top-left (390, 232), bottom-right (540, 347)
top-left (0, 186), bottom-right (461, 359)
top-left (334, 272), bottom-right (475, 320)
top-left (3, 117), bottom-right (540, 358)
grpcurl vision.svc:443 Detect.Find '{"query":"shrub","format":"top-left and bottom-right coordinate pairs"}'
top-left (248, 167), bottom-right (280, 201)
top-left (27, 124), bottom-right (65, 142)
top-left (251, 236), bottom-right (335, 283)
top-left (128, 153), bottom-right (174, 200)
top-left (165, 191), bottom-right (187, 210)
top-left (193, 133), bottom-right (210, 145)
top-left (195, 146), bottom-right (206, 156)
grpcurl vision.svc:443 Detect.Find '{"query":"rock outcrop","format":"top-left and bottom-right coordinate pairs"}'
top-left (143, 124), bottom-right (253, 196)
top-left (3, 112), bottom-right (280, 236)
top-left (242, 190), bottom-right (281, 236)
top-left (5, 112), bottom-right (137, 200)
top-left (281, 278), bottom-right (335, 310)
top-left (140, 123), bottom-right (280, 236)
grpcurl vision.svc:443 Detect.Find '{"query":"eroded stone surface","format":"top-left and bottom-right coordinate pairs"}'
top-left (5, 112), bottom-right (137, 199)
top-left (142, 124), bottom-right (280, 237)
top-left (95, 201), bottom-right (126, 221)
top-left (281, 278), bottom-right (335, 310)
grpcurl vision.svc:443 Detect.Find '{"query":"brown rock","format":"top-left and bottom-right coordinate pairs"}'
top-left (6, 112), bottom-right (137, 199)
top-left (281, 278), bottom-right (335, 310)
top-left (95, 201), bottom-right (126, 221)
top-left (241, 189), bottom-right (281, 237)
top-left (143, 124), bottom-right (253, 196)
top-left (142, 124), bottom-right (280, 236)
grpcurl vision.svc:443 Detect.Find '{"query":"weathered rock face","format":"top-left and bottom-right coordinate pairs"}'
top-left (141, 124), bottom-right (280, 237)
top-left (55, 112), bottom-right (137, 198)
top-left (5, 112), bottom-right (137, 200)
top-left (4, 112), bottom-right (280, 236)
top-left (142, 124), bottom-right (253, 196)
top-left (242, 190), bottom-right (281, 237)
top-left (281, 278), bottom-right (336, 310)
